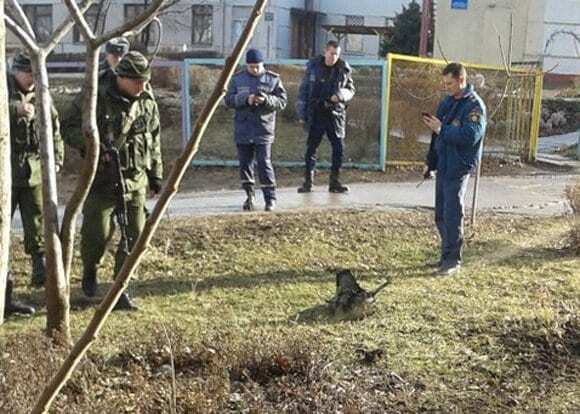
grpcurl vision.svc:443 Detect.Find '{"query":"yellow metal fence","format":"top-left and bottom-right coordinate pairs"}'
top-left (384, 53), bottom-right (543, 165)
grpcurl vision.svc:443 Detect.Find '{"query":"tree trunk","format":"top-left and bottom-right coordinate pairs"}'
top-left (0, 0), bottom-right (11, 325)
top-left (32, 0), bottom-right (269, 411)
top-left (60, 47), bottom-right (100, 281)
top-left (31, 52), bottom-right (70, 344)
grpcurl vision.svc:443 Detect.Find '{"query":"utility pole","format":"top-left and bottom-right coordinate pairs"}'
top-left (419, 0), bottom-right (432, 56)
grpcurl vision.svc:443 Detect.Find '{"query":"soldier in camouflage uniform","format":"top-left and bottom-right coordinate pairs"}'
top-left (4, 52), bottom-right (64, 317)
top-left (63, 51), bottom-right (163, 311)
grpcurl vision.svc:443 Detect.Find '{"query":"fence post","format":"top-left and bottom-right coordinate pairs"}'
top-left (528, 69), bottom-right (544, 162)
top-left (180, 59), bottom-right (191, 150)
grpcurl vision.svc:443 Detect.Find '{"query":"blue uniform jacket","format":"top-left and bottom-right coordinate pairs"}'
top-left (225, 69), bottom-right (288, 145)
top-left (426, 84), bottom-right (487, 179)
top-left (296, 56), bottom-right (356, 125)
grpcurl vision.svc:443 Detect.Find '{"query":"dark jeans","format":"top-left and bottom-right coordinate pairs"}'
top-left (305, 117), bottom-right (345, 172)
top-left (237, 143), bottom-right (276, 201)
top-left (435, 174), bottom-right (470, 265)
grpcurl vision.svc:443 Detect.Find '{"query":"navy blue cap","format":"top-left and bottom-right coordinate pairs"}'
top-left (246, 48), bottom-right (264, 64)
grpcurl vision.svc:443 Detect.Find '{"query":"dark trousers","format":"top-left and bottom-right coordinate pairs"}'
top-left (305, 117), bottom-right (344, 172)
top-left (237, 143), bottom-right (276, 201)
top-left (435, 174), bottom-right (470, 265)
top-left (11, 185), bottom-right (44, 256)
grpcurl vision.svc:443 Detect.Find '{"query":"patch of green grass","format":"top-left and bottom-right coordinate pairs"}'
top-left (1, 211), bottom-right (579, 413)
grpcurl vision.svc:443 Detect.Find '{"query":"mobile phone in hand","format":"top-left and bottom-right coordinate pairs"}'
top-left (421, 111), bottom-right (433, 118)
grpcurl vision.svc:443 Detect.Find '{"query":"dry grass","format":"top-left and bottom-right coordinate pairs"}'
top-left (2, 210), bottom-right (579, 413)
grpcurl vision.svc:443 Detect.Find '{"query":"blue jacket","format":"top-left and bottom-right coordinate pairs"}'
top-left (426, 84), bottom-right (487, 179)
top-left (296, 56), bottom-right (356, 125)
top-left (225, 69), bottom-right (287, 145)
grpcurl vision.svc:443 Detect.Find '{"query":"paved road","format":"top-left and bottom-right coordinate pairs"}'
top-left (9, 174), bottom-right (577, 231)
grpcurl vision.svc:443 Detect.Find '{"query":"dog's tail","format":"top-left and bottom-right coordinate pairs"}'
top-left (370, 279), bottom-right (391, 298)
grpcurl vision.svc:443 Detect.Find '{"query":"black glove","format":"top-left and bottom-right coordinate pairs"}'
top-left (149, 176), bottom-right (163, 194)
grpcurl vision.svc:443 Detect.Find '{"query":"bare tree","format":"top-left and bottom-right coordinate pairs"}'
top-left (0, 0), bottom-right (10, 325)
top-left (4, 0), bottom-right (96, 343)
top-left (3, 0), bottom-right (165, 341)
top-left (32, 0), bottom-right (270, 412)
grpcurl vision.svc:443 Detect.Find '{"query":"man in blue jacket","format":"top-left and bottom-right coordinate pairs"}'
top-left (423, 62), bottom-right (487, 276)
top-left (225, 49), bottom-right (288, 211)
top-left (296, 40), bottom-right (356, 193)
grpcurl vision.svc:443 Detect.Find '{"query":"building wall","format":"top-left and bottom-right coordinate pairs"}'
top-left (434, 0), bottom-right (545, 67)
top-left (434, 0), bottom-right (579, 75)
top-left (7, 0), bottom-right (406, 60)
top-left (542, 0), bottom-right (580, 75)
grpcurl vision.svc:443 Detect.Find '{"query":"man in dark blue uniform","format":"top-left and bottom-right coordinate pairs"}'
top-left (99, 37), bottom-right (130, 84)
top-left (423, 62), bottom-right (487, 276)
top-left (225, 49), bottom-right (288, 212)
top-left (296, 40), bottom-right (356, 193)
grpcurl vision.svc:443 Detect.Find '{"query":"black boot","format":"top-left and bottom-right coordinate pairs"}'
top-left (30, 253), bottom-right (46, 288)
top-left (4, 277), bottom-right (35, 317)
top-left (265, 199), bottom-right (276, 212)
top-left (297, 170), bottom-right (314, 193)
top-left (329, 170), bottom-right (349, 193)
top-left (242, 186), bottom-right (256, 212)
top-left (113, 292), bottom-right (139, 312)
top-left (82, 266), bottom-right (98, 298)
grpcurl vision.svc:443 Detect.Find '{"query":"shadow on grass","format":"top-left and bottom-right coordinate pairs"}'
top-left (467, 236), bottom-right (575, 266)
top-left (131, 269), bottom-right (331, 297)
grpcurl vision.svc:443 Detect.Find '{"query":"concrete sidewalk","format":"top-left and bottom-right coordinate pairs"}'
top-left (162, 174), bottom-right (574, 218)
top-left (9, 174), bottom-right (576, 231)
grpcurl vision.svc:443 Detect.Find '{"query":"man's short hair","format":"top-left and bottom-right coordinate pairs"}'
top-left (326, 40), bottom-right (340, 49)
top-left (442, 62), bottom-right (467, 79)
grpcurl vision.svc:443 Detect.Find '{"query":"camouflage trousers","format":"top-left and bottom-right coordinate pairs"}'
top-left (11, 185), bottom-right (44, 256)
top-left (81, 190), bottom-right (146, 277)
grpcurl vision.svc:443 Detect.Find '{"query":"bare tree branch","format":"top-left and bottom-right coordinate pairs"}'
top-left (4, 14), bottom-right (38, 52)
top-left (32, 0), bottom-right (270, 412)
top-left (5, 0), bottom-right (35, 40)
top-left (63, 0), bottom-right (96, 42)
top-left (436, 38), bottom-right (449, 64)
top-left (492, 22), bottom-right (511, 78)
top-left (97, 0), bottom-right (165, 44)
top-left (45, 0), bottom-right (95, 53)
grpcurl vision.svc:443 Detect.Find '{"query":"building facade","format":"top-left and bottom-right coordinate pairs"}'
top-left (8, 0), bottom-right (411, 59)
top-left (433, 0), bottom-right (580, 75)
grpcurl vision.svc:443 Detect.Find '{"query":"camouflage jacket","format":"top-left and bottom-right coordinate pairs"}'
top-left (8, 73), bottom-right (63, 187)
top-left (63, 75), bottom-right (163, 195)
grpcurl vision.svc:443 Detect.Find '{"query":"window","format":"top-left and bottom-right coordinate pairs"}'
top-left (124, 3), bottom-right (147, 21)
top-left (346, 34), bottom-right (364, 54)
top-left (73, 5), bottom-right (102, 43)
top-left (23, 5), bottom-right (53, 43)
top-left (124, 4), bottom-right (151, 47)
top-left (345, 15), bottom-right (365, 54)
top-left (192, 5), bottom-right (213, 46)
top-left (346, 15), bottom-right (364, 27)
top-left (231, 6), bottom-right (251, 48)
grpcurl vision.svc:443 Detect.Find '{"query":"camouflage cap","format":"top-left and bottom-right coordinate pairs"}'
top-left (105, 37), bottom-right (130, 56)
top-left (115, 51), bottom-right (151, 81)
top-left (12, 51), bottom-right (32, 73)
